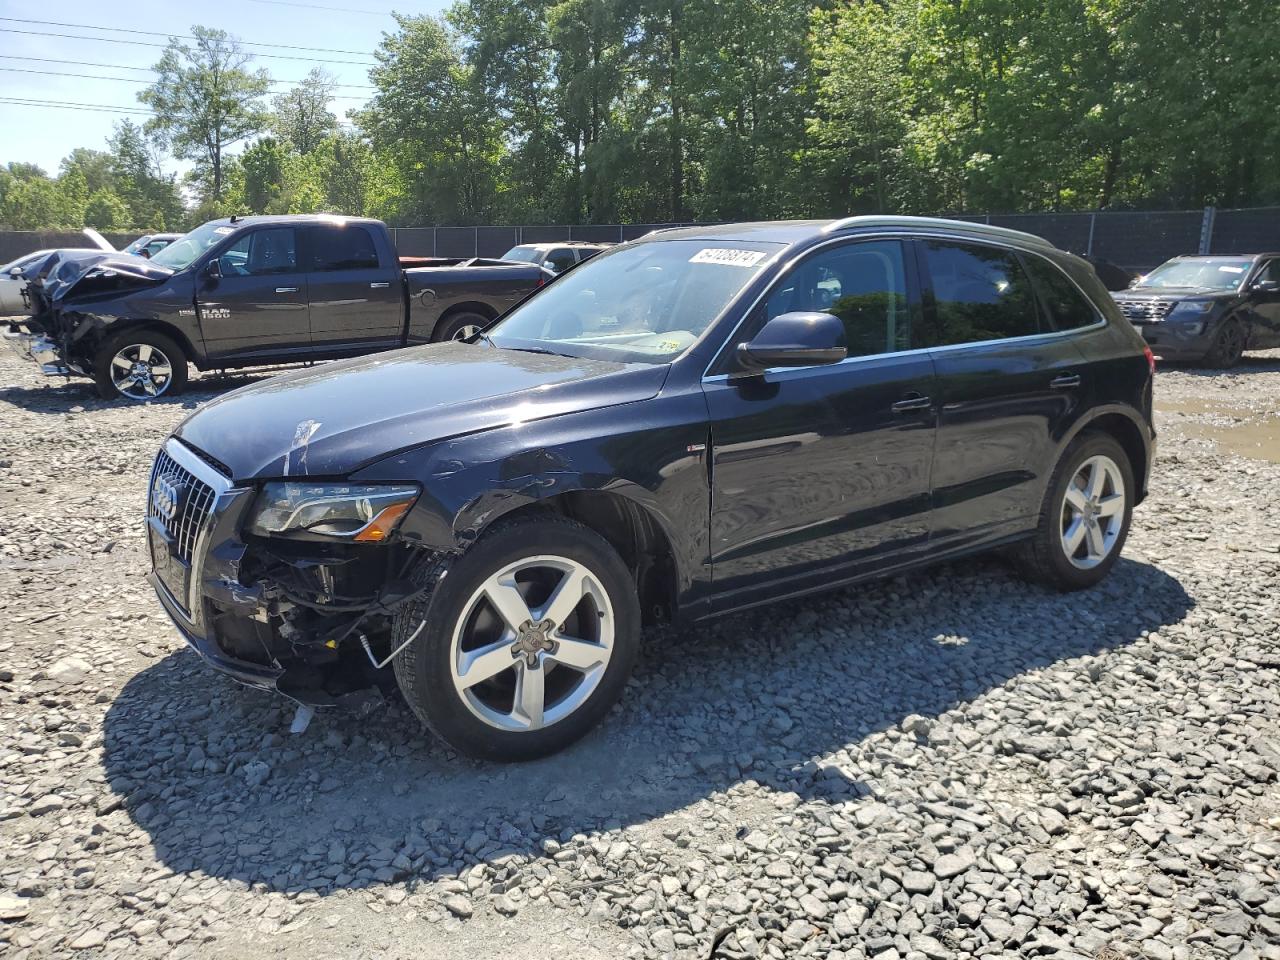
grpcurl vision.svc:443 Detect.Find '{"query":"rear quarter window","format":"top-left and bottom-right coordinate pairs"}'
top-left (1023, 254), bottom-right (1101, 331)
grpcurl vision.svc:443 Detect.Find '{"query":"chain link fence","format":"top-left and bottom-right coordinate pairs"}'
top-left (3, 207), bottom-right (1277, 270)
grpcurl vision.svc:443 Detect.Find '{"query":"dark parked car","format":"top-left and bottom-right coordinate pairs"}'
top-left (18, 215), bottom-right (549, 400)
top-left (121, 233), bottom-right (184, 259)
top-left (500, 240), bottom-right (610, 274)
top-left (1111, 253), bottom-right (1280, 366)
top-left (1082, 255), bottom-right (1136, 292)
top-left (146, 216), bottom-right (1154, 760)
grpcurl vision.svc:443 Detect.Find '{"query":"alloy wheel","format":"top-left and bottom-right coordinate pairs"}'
top-left (110, 343), bottom-right (174, 399)
top-left (449, 555), bottom-right (614, 731)
top-left (1060, 454), bottom-right (1126, 569)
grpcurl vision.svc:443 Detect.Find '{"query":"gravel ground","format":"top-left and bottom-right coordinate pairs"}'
top-left (1, 342), bottom-right (1279, 960)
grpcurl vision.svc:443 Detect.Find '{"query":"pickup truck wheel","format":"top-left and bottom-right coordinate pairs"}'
top-left (392, 515), bottom-right (641, 761)
top-left (93, 331), bottom-right (188, 401)
top-left (432, 311), bottom-right (489, 342)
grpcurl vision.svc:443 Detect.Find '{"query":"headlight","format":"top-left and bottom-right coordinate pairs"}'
top-left (248, 482), bottom-right (419, 541)
top-left (1167, 300), bottom-right (1216, 319)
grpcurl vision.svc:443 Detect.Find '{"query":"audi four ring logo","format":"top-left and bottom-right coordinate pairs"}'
top-left (151, 476), bottom-right (183, 521)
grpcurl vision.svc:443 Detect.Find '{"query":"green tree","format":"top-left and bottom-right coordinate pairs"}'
top-left (84, 189), bottom-right (132, 230)
top-left (106, 121), bottom-right (186, 230)
top-left (240, 137), bottom-right (290, 213)
top-left (140, 25), bottom-right (270, 202)
top-left (271, 68), bottom-right (340, 154)
top-left (358, 14), bottom-right (503, 223)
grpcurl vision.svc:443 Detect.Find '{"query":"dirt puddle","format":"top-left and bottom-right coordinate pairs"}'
top-left (1157, 396), bottom-right (1280, 463)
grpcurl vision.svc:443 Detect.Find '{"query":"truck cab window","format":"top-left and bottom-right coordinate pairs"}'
top-left (546, 248), bottom-right (577, 273)
top-left (218, 228), bottom-right (297, 277)
top-left (305, 226), bottom-right (379, 271)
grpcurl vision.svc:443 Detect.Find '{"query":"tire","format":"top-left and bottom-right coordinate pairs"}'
top-left (431, 311), bottom-right (489, 343)
top-left (1203, 318), bottom-right (1245, 368)
top-left (392, 515), bottom-right (641, 761)
top-left (1015, 431), bottom-right (1134, 591)
top-left (93, 330), bottom-right (188, 401)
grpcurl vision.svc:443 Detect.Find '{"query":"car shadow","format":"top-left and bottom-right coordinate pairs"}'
top-left (101, 555), bottom-right (1192, 896)
top-left (0, 368), bottom-right (283, 414)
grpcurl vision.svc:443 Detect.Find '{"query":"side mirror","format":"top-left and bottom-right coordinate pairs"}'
top-left (203, 259), bottom-right (222, 280)
top-left (8, 266), bottom-right (21, 277)
top-left (736, 311), bottom-right (847, 372)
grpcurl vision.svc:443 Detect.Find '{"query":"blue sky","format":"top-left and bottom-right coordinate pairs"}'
top-left (0, 0), bottom-right (448, 176)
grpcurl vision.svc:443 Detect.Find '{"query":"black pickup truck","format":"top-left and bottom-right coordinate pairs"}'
top-left (17, 215), bottom-right (550, 400)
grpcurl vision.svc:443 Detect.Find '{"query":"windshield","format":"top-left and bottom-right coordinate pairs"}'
top-left (1134, 257), bottom-right (1252, 291)
top-left (149, 222), bottom-right (234, 271)
top-left (122, 237), bottom-right (149, 256)
top-left (487, 239), bottom-right (782, 364)
top-left (501, 245), bottom-right (539, 264)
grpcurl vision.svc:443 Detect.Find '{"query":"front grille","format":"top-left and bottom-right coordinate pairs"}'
top-left (1116, 299), bottom-right (1175, 323)
top-left (148, 448), bottom-right (217, 564)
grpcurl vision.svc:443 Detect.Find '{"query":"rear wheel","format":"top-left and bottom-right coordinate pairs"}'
top-left (1016, 432), bottom-right (1134, 591)
top-left (93, 330), bottom-right (187, 401)
top-left (392, 515), bottom-right (641, 761)
top-left (432, 311), bottom-right (489, 343)
top-left (1203, 318), bottom-right (1245, 368)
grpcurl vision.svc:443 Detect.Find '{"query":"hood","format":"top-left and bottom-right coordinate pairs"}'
top-left (35, 252), bottom-right (174, 303)
top-left (1114, 286), bottom-right (1237, 301)
top-left (175, 342), bottom-right (670, 480)
top-left (82, 227), bottom-right (116, 252)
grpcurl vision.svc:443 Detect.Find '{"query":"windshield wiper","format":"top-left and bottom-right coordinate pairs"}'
top-left (506, 345), bottom-right (566, 356)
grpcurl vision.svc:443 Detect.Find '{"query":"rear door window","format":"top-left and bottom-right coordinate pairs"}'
top-left (1022, 254), bottom-right (1100, 331)
top-left (918, 240), bottom-right (1040, 346)
top-left (304, 225), bottom-right (380, 271)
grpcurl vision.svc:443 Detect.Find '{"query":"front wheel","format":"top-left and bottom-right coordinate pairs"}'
top-left (93, 330), bottom-right (188, 401)
top-left (1203, 318), bottom-right (1245, 368)
top-left (1015, 432), bottom-right (1134, 591)
top-left (392, 515), bottom-right (641, 761)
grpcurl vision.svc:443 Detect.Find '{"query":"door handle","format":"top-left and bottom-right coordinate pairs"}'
top-left (1050, 374), bottom-right (1081, 389)
top-left (370, 281), bottom-right (390, 289)
top-left (891, 394), bottom-right (932, 413)
top-left (275, 286), bottom-right (298, 294)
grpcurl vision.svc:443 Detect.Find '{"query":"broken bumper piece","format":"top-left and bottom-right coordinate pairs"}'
top-left (145, 437), bottom-right (425, 709)
top-left (2, 329), bottom-right (81, 376)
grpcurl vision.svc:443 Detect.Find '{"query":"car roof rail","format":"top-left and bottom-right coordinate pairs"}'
top-left (823, 215), bottom-right (1057, 250)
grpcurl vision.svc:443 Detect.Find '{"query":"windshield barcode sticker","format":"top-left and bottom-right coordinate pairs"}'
top-left (690, 248), bottom-right (766, 267)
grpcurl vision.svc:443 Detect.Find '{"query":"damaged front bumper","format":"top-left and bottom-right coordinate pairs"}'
top-left (2, 327), bottom-right (84, 377)
top-left (146, 437), bottom-right (427, 707)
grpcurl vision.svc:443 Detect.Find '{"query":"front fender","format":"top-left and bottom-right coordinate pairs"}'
top-left (351, 390), bottom-right (712, 602)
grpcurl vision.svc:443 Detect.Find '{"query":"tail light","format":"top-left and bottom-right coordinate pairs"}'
top-left (1143, 345), bottom-right (1156, 376)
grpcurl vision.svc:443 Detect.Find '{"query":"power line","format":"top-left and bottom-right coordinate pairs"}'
top-left (248, 0), bottom-right (397, 14)
top-left (0, 96), bottom-right (153, 114)
top-left (0, 54), bottom-right (155, 72)
top-left (0, 28), bottom-right (376, 67)
top-left (0, 17), bottom-right (377, 58)
top-left (0, 64), bottom-right (374, 92)
top-left (0, 55), bottom-right (375, 88)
